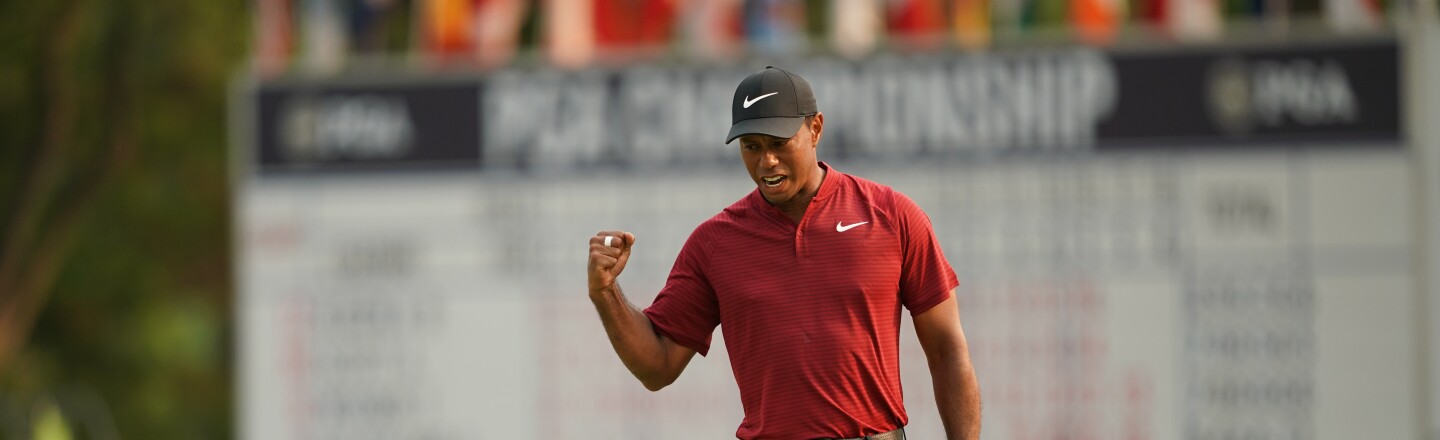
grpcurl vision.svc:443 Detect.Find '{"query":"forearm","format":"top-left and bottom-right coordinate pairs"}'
top-left (589, 282), bottom-right (678, 390)
top-left (928, 347), bottom-right (981, 440)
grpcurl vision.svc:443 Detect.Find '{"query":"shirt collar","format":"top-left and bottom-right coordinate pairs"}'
top-left (812, 161), bottom-right (840, 203)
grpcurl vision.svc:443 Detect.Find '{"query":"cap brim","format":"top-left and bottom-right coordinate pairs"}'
top-left (725, 116), bottom-right (805, 144)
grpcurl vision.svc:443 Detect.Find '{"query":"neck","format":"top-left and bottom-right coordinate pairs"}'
top-left (772, 165), bottom-right (825, 223)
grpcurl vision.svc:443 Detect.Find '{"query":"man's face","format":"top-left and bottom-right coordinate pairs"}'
top-left (737, 114), bottom-right (823, 206)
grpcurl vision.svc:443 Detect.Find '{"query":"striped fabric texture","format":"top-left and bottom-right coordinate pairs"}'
top-left (644, 163), bottom-right (959, 440)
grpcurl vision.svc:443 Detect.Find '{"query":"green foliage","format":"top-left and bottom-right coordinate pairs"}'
top-left (0, 0), bottom-right (246, 438)
top-left (32, 401), bottom-right (73, 440)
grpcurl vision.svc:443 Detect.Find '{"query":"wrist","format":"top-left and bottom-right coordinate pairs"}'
top-left (589, 283), bottom-right (619, 300)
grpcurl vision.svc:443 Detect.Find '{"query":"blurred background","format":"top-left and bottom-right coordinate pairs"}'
top-left (2, 0), bottom-right (1439, 439)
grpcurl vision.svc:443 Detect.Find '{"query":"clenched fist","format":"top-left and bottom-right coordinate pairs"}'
top-left (588, 230), bottom-right (635, 294)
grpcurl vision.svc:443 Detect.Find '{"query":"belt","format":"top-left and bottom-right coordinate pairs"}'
top-left (835, 427), bottom-right (904, 440)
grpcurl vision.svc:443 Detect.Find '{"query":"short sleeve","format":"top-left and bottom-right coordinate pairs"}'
top-left (642, 229), bottom-right (721, 356)
top-left (892, 190), bottom-right (960, 316)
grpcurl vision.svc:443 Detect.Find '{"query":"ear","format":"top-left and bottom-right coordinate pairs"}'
top-left (809, 112), bottom-right (824, 147)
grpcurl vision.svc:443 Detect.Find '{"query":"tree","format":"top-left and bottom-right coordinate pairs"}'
top-left (0, 0), bottom-right (245, 437)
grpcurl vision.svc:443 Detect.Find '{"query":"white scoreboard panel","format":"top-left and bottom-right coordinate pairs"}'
top-left (236, 39), bottom-right (1422, 440)
top-left (238, 152), bottom-right (1418, 440)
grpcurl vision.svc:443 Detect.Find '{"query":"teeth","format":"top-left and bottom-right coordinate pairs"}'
top-left (762, 176), bottom-right (783, 183)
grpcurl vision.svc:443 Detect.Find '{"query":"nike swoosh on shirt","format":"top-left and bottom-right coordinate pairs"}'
top-left (742, 92), bottom-right (779, 108)
top-left (836, 221), bottom-right (868, 232)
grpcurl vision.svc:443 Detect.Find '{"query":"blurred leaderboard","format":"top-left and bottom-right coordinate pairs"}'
top-left (235, 38), bottom-right (1419, 439)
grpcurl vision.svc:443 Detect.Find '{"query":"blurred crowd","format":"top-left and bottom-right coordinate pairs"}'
top-left (253, 0), bottom-right (1395, 75)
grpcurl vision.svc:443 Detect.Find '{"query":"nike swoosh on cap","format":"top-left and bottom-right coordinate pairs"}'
top-left (742, 92), bottom-right (779, 108)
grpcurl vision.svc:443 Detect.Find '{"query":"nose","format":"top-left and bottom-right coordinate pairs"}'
top-left (759, 149), bottom-right (780, 168)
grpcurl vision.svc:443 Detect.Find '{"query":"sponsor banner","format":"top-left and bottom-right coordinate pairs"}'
top-left (247, 39), bottom-right (1400, 172)
top-left (1101, 39), bottom-right (1400, 150)
top-left (254, 82), bottom-right (482, 173)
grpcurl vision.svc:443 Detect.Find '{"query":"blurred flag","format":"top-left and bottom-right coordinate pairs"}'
top-left (473, 0), bottom-right (528, 67)
top-left (953, 0), bottom-right (992, 49)
top-left (1325, 0), bottom-right (1383, 31)
top-left (1072, 0), bottom-right (1125, 44)
top-left (1228, 0), bottom-right (1267, 18)
top-left (744, 0), bottom-right (809, 55)
top-left (888, 0), bottom-right (950, 49)
top-left (348, 0), bottom-right (387, 54)
top-left (544, 0), bottom-right (677, 67)
top-left (1022, 0), bottom-right (1070, 33)
top-left (831, 0), bottom-right (884, 57)
top-left (421, 0), bottom-right (527, 68)
top-left (419, 0), bottom-right (476, 62)
top-left (1171, 0), bottom-right (1223, 39)
top-left (991, 0), bottom-right (1028, 35)
top-left (1140, 0), bottom-right (1222, 40)
top-left (594, 0), bottom-right (680, 55)
top-left (682, 0), bottom-right (745, 59)
top-left (354, 0), bottom-right (420, 58)
top-left (544, 0), bottom-right (596, 67)
top-left (301, 0), bottom-right (350, 73)
top-left (254, 0), bottom-right (294, 76)
top-left (1137, 0), bottom-right (1162, 29)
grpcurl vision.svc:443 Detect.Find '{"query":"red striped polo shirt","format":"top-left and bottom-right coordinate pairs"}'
top-left (643, 162), bottom-right (959, 440)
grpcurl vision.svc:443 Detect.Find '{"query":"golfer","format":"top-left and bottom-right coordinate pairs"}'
top-left (586, 66), bottom-right (980, 440)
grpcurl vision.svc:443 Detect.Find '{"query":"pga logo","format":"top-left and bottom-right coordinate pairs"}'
top-left (280, 94), bottom-right (416, 162)
top-left (1207, 56), bottom-right (1359, 136)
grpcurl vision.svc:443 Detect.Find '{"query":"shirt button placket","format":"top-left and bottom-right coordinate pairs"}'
top-left (795, 226), bottom-right (806, 258)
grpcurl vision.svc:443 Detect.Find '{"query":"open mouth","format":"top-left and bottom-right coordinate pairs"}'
top-left (762, 175), bottom-right (786, 188)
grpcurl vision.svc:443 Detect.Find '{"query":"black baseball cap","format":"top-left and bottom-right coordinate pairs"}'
top-left (725, 66), bottom-right (818, 144)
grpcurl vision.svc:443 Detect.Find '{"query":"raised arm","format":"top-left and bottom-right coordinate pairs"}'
top-left (587, 230), bottom-right (697, 391)
top-left (913, 290), bottom-right (981, 440)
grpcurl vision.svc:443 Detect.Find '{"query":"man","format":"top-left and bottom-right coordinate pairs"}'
top-left (586, 66), bottom-right (980, 440)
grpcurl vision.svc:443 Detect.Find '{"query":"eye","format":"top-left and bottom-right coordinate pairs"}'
top-left (742, 143), bottom-right (760, 152)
